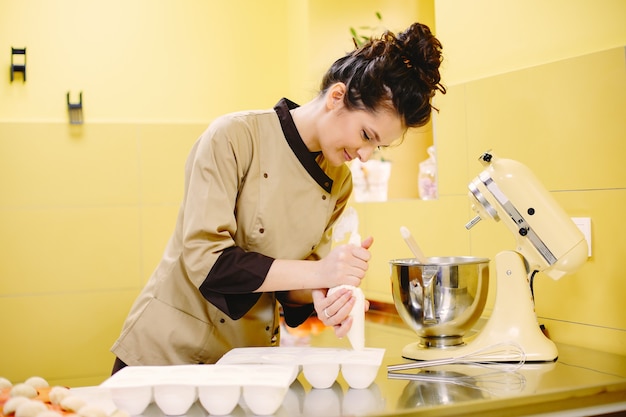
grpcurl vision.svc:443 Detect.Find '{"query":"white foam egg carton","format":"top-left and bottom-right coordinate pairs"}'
top-left (217, 346), bottom-right (385, 390)
top-left (100, 363), bottom-right (295, 416)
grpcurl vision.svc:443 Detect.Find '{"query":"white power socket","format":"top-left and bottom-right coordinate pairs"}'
top-left (571, 217), bottom-right (592, 257)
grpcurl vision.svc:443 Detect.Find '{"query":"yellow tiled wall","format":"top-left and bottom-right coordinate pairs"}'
top-left (0, 0), bottom-right (433, 387)
top-left (358, 47), bottom-right (626, 357)
top-left (358, 1), bottom-right (626, 357)
top-left (0, 122), bottom-right (203, 387)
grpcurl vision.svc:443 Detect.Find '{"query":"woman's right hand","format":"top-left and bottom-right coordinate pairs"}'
top-left (316, 236), bottom-right (373, 288)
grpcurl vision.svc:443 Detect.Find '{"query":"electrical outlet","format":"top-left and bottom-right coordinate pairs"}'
top-left (571, 217), bottom-right (592, 257)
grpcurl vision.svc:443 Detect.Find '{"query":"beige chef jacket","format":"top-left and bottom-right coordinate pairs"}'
top-left (111, 98), bottom-right (353, 365)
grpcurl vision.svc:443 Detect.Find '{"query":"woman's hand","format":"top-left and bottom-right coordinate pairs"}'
top-left (315, 236), bottom-right (374, 289)
top-left (258, 237), bottom-right (374, 294)
top-left (312, 287), bottom-right (370, 338)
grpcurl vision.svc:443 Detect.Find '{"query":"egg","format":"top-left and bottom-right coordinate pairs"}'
top-left (48, 386), bottom-right (71, 405)
top-left (59, 395), bottom-right (87, 412)
top-left (9, 384), bottom-right (37, 399)
top-left (0, 377), bottom-right (12, 389)
top-left (14, 400), bottom-right (47, 417)
top-left (23, 377), bottom-right (48, 389)
top-left (3, 397), bottom-right (30, 415)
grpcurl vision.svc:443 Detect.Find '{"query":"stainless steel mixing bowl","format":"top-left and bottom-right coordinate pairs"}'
top-left (390, 257), bottom-right (489, 348)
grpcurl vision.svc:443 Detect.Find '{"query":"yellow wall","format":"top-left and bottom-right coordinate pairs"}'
top-left (436, 1), bottom-right (626, 358)
top-left (0, 0), bottom-right (290, 387)
top-left (359, 46), bottom-right (626, 354)
top-left (1, 0), bottom-right (624, 387)
top-left (357, 0), bottom-right (626, 357)
top-left (434, 0), bottom-right (626, 86)
top-left (0, 0), bottom-right (434, 386)
top-left (0, 1), bottom-right (291, 122)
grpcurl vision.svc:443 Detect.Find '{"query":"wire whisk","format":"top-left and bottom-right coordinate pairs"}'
top-left (387, 341), bottom-right (526, 373)
top-left (388, 367), bottom-right (527, 397)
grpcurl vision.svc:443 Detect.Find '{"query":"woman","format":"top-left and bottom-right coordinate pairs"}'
top-left (111, 22), bottom-right (445, 372)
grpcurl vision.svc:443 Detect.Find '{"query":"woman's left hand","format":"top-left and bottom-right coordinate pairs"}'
top-left (312, 287), bottom-right (370, 338)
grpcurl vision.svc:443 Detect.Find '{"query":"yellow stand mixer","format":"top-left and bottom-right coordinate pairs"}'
top-left (393, 151), bottom-right (589, 362)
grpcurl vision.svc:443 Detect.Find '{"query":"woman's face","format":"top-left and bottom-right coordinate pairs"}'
top-left (316, 85), bottom-right (405, 167)
top-left (319, 106), bottom-right (404, 167)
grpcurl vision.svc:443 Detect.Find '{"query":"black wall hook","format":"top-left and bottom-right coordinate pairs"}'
top-left (11, 47), bottom-right (26, 82)
top-left (67, 91), bottom-right (84, 124)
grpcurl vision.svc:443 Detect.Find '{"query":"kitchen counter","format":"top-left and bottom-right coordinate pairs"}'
top-left (74, 308), bottom-right (626, 417)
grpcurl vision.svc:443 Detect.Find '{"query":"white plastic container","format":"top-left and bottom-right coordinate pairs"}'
top-left (340, 350), bottom-right (382, 389)
top-left (218, 346), bottom-right (385, 390)
top-left (301, 353), bottom-right (341, 389)
top-left (153, 385), bottom-right (196, 416)
top-left (100, 363), bottom-right (296, 416)
top-left (109, 386), bottom-right (152, 415)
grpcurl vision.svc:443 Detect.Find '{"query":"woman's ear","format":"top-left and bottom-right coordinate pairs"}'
top-left (325, 82), bottom-right (347, 110)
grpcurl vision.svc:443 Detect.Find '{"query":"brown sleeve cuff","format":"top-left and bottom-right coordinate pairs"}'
top-left (276, 291), bottom-right (315, 327)
top-left (199, 246), bottom-right (274, 320)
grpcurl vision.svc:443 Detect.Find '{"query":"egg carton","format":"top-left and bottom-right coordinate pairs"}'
top-left (217, 346), bottom-right (386, 390)
top-left (100, 363), bottom-right (295, 416)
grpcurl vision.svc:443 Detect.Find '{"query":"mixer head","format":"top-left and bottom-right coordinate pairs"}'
top-left (465, 151), bottom-right (588, 280)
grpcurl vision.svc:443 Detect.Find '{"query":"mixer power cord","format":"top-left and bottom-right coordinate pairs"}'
top-left (529, 270), bottom-right (551, 337)
top-left (529, 270), bottom-right (538, 301)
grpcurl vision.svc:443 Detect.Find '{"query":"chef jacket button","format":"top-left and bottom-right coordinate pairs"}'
top-left (259, 228), bottom-right (265, 234)
top-left (220, 318), bottom-right (225, 324)
top-left (265, 326), bottom-right (270, 331)
top-left (263, 173), bottom-right (268, 178)
top-left (324, 181), bottom-right (330, 188)
top-left (322, 195), bottom-right (327, 200)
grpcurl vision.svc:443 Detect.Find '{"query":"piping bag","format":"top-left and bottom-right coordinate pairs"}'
top-left (330, 207), bottom-right (366, 350)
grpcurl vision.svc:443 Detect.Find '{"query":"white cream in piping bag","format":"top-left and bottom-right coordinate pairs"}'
top-left (331, 208), bottom-right (366, 350)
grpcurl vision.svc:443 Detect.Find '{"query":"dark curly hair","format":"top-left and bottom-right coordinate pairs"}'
top-left (320, 22), bottom-right (446, 128)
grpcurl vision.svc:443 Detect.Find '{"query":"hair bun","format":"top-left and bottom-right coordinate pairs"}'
top-left (397, 23), bottom-right (445, 92)
top-left (320, 21), bottom-right (445, 128)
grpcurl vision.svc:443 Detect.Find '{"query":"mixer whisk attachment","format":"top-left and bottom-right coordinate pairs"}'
top-left (388, 367), bottom-right (527, 397)
top-left (387, 341), bottom-right (526, 373)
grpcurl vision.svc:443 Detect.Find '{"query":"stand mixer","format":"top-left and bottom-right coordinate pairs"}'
top-left (395, 151), bottom-right (589, 362)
